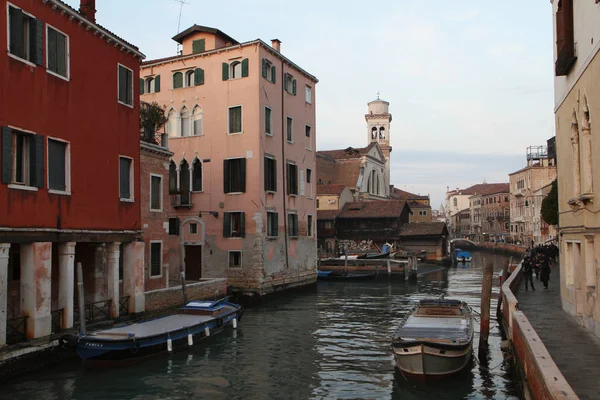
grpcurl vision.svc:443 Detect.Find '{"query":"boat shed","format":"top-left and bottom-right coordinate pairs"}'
top-left (398, 222), bottom-right (449, 261)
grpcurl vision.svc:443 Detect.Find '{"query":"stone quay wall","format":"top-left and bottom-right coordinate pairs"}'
top-left (145, 278), bottom-right (227, 311)
top-left (478, 242), bottom-right (527, 255)
top-left (501, 264), bottom-right (577, 400)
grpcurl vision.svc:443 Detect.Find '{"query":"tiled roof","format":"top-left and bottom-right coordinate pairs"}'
top-left (391, 188), bottom-right (429, 200)
top-left (172, 25), bottom-right (239, 45)
top-left (407, 201), bottom-right (431, 209)
top-left (317, 184), bottom-right (347, 195)
top-left (338, 200), bottom-right (408, 219)
top-left (317, 210), bottom-right (340, 220)
top-left (459, 183), bottom-right (510, 196)
top-left (317, 142), bottom-right (378, 160)
top-left (399, 222), bottom-right (448, 237)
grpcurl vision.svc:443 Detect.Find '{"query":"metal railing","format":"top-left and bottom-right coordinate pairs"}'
top-left (6, 316), bottom-right (28, 344)
top-left (51, 308), bottom-right (63, 333)
top-left (119, 296), bottom-right (130, 316)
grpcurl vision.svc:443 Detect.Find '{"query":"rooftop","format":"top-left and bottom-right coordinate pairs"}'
top-left (391, 188), bottom-right (429, 201)
top-left (338, 200), bottom-right (408, 219)
top-left (317, 142), bottom-right (379, 161)
top-left (172, 24), bottom-right (239, 45)
top-left (317, 210), bottom-right (341, 220)
top-left (317, 184), bottom-right (347, 196)
top-left (399, 222), bottom-right (448, 237)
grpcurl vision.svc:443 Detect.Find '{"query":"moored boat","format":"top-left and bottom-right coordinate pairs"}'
top-left (317, 270), bottom-right (377, 280)
top-left (454, 249), bottom-right (472, 263)
top-left (62, 298), bottom-right (243, 366)
top-left (391, 298), bottom-right (474, 381)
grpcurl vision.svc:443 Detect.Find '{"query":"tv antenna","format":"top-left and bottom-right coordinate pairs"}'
top-left (174, 0), bottom-right (190, 54)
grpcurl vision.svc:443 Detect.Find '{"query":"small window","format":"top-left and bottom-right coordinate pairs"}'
top-left (224, 158), bottom-right (246, 193)
top-left (230, 61), bottom-right (242, 79)
top-left (2, 127), bottom-right (43, 189)
top-left (305, 125), bottom-right (312, 149)
top-left (287, 163), bottom-right (298, 195)
top-left (173, 71), bottom-right (183, 89)
top-left (306, 169), bottom-right (312, 184)
top-left (265, 107), bottom-right (272, 135)
top-left (150, 174), bottom-right (162, 211)
top-left (307, 215), bottom-right (313, 237)
top-left (118, 64), bottom-right (134, 107)
top-left (192, 39), bottom-right (205, 54)
top-left (119, 156), bottom-right (133, 201)
top-left (150, 242), bottom-right (162, 277)
top-left (229, 106), bottom-right (242, 134)
top-left (262, 59), bottom-right (276, 83)
top-left (193, 107), bottom-right (203, 136)
top-left (224, 212), bottom-right (245, 238)
top-left (305, 86), bottom-right (312, 103)
top-left (284, 74), bottom-right (297, 95)
top-left (286, 117), bottom-right (293, 142)
top-left (185, 70), bottom-right (195, 87)
top-left (288, 213), bottom-right (299, 237)
top-left (145, 77), bottom-right (154, 93)
top-left (166, 110), bottom-right (178, 137)
top-left (317, 199), bottom-right (320, 208)
top-left (48, 138), bottom-right (68, 192)
top-left (46, 26), bottom-right (69, 79)
top-left (169, 160), bottom-right (177, 194)
top-left (180, 107), bottom-right (191, 137)
top-left (223, 59), bottom-right (248, 80)
top-left (267, 211), bottom-right (278, 237)
top-left (305, 125), bottom-right (311, 138)
top-left (228, 251), bottom-right (242, 269)
top-left (190, 223), bottom-right (198, 235)
top-left (168, 217), bottom-right (180, 235)
top-left (8, 5), bottom-right (40, 65)
top-left (264, 156), bottom-right (277, 192)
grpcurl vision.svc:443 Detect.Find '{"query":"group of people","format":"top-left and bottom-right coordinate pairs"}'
top-left (521, 243), bottom-right (559, 291)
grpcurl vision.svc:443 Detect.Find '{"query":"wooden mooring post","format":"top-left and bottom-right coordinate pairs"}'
top-left (479, 259), bottom-right (494, 358)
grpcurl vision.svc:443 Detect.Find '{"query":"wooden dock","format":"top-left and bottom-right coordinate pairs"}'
top-left (319, 256), bottom-right (418, 279)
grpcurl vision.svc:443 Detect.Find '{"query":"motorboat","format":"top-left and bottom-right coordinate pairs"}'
top-left (454, 249), bottom-right (472, 263)
top-left (391, 298), bottom-right (474, 381)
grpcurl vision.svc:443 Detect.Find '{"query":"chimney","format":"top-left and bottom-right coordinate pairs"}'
top-left (271, 39), bottom-right (281, 52)
top-left (79, 0), bottom-right (96, 23)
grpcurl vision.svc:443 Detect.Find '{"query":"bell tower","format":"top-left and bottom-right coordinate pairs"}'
top-left (365, 94), bottom-right (392, 196)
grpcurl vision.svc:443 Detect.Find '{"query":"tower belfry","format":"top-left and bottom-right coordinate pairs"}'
top-left (365, 95), bottom-right (392, 196)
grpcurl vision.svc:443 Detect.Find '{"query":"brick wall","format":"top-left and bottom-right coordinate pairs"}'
top-left (145, 278), bottom-right (227, 311)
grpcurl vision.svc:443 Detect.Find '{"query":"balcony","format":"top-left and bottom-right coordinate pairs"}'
top-left (514, 188), bottom-right (525, 197)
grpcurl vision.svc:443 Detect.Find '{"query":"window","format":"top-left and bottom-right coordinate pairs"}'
top-left (286, 117), bottom-right (293, 142)
top-left (192, 158), bottom-right (202, 192)
top-left (267, 211), bottom-right (278, 237)
top-left (453, 198), bottom-right (457, 207)
top-left (288, 213), bottom-right (299, 237)
top-left (143, 75), bottom-right (160, 94)
top-left (228, 251), bottom-right (242, 269)
top-left (118, 64), bottom-right (134, 107)
top-left (306, 169), bottom-right (312, 184)
top-left (555, 0), bottom-right (576, 76)
top-left (223, 212), bottom-right (245, 238)
top-left (193, 106), bottom-right (203, 136)
top-left (46, 26), bottom-right (68, 79)
top-left (284, 73), bottom-right (297, 95)
top-left (317, 199), bottom-right (320, 208)
top-left (150, 242), bottom-right (162, 277)
top-left (192, 39), bottom-right (205, 54)
top-left (8, 4), bottom-right (42, 65)
top-left (168, 217), bottom-right (180, 235)
top-left (305, 86), bottom-right (312, 103)
top-left (265, 107), bottom-right (272, 135)
top-left (264, 156), bottom-right (277, 192)
top-left (305, 125), bottom-right (312, 149)
top-left (230, 61), bottom-right (242, 79)
top-left (166, 109), bottom-right (178, 137)
top-left (48, 138), bottom-right (68, 192)
top-left (1, 127), bottom-right (43, 188)
top-left (287, 163), bottom-right (298, 195)
top-left (307, 215), bottom-right (313, 237)
top-left (419, 210), bottom-right (427, 216)
top-left (262, 59), bottom-right (276, 83)
top-left (169, 160), bottom-right (177, 194)
top-left (305, 125), bottom-right (311, 138)
top-left (190, 223), bottom-right (198, 235)
top-left (185, 70), bottom-right (195, 87)
top-left (223, 158), bottom-right (246, 193)
top-left (180, 106), bottom-right (191, 137)
top-left (119, 156), bottom-right (133, 201)
top-left (229, 106), bottom-right (242, 134)
top-left (150, 174), bottom-right (162, 211)
top-left (222, 59), bottom-right (249, 80)
top-left (306, 168), bottom-right (312, 197)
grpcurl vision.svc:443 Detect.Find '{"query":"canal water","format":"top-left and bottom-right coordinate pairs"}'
top-left (0, 251), bottom-right (519, 400)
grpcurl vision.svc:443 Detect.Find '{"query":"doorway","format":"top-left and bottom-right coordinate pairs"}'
top-left (185, 245), bottom-right (202, 281)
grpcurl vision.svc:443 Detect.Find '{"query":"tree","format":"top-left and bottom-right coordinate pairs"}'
top-left (140, 101), bottom-right (168, 144)
top-left (541, 179), bottom-right (559, 226)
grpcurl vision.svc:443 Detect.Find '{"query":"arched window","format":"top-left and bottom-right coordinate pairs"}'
top-left (371, 127), bottom-right (377, 139)
top-left (230, 61), bottom-right (242, 79)
top-left (180, 159), bottom-right (190, 205)
top-left (379, 127), bottom-right (385, 139)
top-left (166, 109), bottom-right (178, 137)
top-left (145, 77), bottom-right (154, 94)
top-left (180, 106), bottom-right (191, 137)
top-left (193, 106), bottom-right (203, 136)
top-left (169, 161), bottom-right (177, 194)
top-left (173, 72), bottom-right (183, 89)
top-left (581, 96), bottom-right (593, 195)
top-left (376, 174), bottom-right (380, 195)
top-left (571, 110), bottom-right (581, 197)
top-left (185, 70), bottom-right (195, 87)
top-left (192, 158), bottom-right (202, 192)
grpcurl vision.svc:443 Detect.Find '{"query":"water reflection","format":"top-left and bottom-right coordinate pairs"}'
top-left (0, 251), bottom-right (518, 400)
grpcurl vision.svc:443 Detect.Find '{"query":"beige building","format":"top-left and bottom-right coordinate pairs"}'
top-left (445, 183), bottom-right (508, 235)
top-left (533, 182), bottom-right (557, 244)
top-left (469, 184), bottom-right (510, 242)
top-left (316, 184), bottom-right (353, 211)
top-left (508, 147), bottom-right (556, 247)
top-left (139, 25), bottom-right (318, 295)
top-left (551, 0), bottom-right (600, 337)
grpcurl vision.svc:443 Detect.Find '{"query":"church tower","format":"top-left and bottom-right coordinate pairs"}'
top-left (365, 95), bottom-right (392, 196)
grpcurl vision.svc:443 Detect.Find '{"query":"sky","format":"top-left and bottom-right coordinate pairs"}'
top-left (65, 0), bottom-right (556, 208)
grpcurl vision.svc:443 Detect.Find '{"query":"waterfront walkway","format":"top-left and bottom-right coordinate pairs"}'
top-left (518, 266), bottom-right (600, 400)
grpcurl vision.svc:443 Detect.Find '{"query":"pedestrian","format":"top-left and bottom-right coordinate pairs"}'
top-left (533, 254), bottom-right (541, 280)
top-left (522, 256), bottom-right (535, 291)
top-left (540, 255), bottom-right (551, 289)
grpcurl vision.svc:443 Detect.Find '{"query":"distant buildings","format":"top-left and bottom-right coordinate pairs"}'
top-left (508, 146), bottom-right (556, 246)
top-left (391, 188), bottom-right (432, 223)
top-left (139, 25), bottom-right (318, 295)
top-left (551, 0), bottom-right (600, 338)
top-left (469, 184), bottom-right (510, 242)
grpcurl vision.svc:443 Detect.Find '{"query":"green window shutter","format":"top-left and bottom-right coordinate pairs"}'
top-left (195, 68), bottom-right (204, 85)
top-left (1, 127), bottom-right (13, 184)
top-left (239, 212), bottom-right (246, 238)
top-left (222, 63), bottom-right (229, 81)
top-left (274, 212), bottom-right (278, 236)
top-left (240, 158), bottom-right (246, 192)
top-left (241, 58), bottom-right (249, 77)
top-left (262, 59), bottom-right (268, 78)
top-left (271, 65), bottom-right (276, 83)
top-left (263, 157), bottom-right (268, 190)
top-left (173, 72), bottom-right (183, 89)
top-left (273, 158), bottom-right (277, 192)
top-left (154, 75), bottom-right (161, 92)
top-left (223, 212), bottom-right (231, 237)
top-left (192, 39), bottom-right (205, 54)
top-left (30, 134), bottom-right (44, 188)
top-left (139, 78), bottom-right (145, 95)
top-left (223, 159), bottom-right (230, 193)
top-left (292, 79), bottom-right (297, 95)
top-left (9, 7), bottom-right (24, 59)
top-left (118, 66), bottom-right (127, 102)
top-left (33, 19), bottom-right (44, 66)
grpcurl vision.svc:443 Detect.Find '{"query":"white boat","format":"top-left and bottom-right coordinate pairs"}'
top-left (391, 299), bottom-right (474, 382)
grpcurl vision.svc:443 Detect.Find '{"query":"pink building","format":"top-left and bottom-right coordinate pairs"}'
top-left (140, 26), bottom-right (318, 295)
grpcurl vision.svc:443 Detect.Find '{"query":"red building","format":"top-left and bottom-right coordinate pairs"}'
top-left (0, 0), bottom-right (145, 345)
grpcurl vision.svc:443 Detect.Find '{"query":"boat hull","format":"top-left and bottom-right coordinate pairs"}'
top-left (317, 271), bottom-right (377, 280)
top-left (392, 342), bottom-right (472, 381)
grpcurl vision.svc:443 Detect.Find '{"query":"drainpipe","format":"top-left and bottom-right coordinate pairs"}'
top-left (280, 61), bottom-right (289, 269)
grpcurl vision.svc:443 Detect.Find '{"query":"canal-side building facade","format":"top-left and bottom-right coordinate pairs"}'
top-left (551, 0), bottom-right (600, 337)
top-left (140, 26), bottom-right (318, 295)
top-left (0, 0), bottom-right (145, 345)
top-left (469, 183), bottom-right (510, 242)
